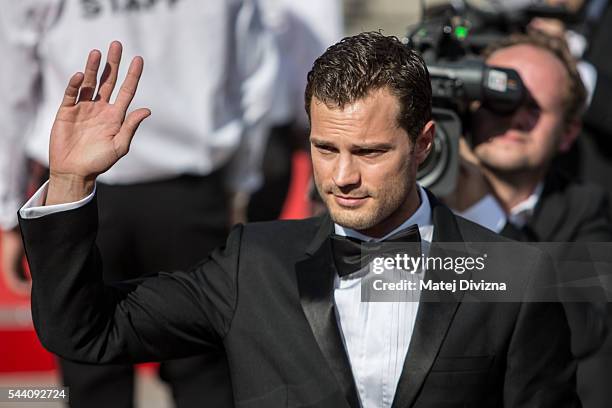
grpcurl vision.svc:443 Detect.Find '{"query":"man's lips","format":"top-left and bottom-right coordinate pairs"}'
top-left (333, 194), bottom-right (368, 207)
top-left (490, 131), bottom-right (527, 144)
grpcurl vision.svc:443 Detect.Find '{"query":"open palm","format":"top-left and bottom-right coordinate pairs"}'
top-left (49, 41), bottom-right (150, 181)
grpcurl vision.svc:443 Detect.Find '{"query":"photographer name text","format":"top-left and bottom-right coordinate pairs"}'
top-left (372, 279), bottom-right (506, 292)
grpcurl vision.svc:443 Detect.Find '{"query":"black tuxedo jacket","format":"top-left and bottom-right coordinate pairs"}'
top-left (20, 193), bottom-right (580, 407)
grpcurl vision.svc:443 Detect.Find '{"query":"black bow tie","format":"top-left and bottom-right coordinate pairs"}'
top-left (330, 225), bottom-right (422, 278)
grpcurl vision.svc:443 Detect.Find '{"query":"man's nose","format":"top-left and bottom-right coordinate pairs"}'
top-left (332, 153), bottom-right (360, 188)
top-left (509, 105), bottom-right (538, 132)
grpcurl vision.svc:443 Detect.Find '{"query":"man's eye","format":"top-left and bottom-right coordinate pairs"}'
top-left (525, 100), bottom-right (541, 115)
top-left (528, 105), bottom-right (540, 114)
top-left (358, 149), bottom-right (383, 157)
top-left (316, 145), bottom-right (336, 154)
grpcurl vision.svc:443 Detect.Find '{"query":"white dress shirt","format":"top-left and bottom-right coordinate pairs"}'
top-left (0, 0), bottom-right (279, 229)
top-left (21, 182), bottom-right (434, 408)
top-left (457, 183), bottom-right (544, 233)
top-left (333, 185), bottom-right (433, 408)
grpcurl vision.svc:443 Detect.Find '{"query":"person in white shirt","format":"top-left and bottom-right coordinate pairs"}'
top-left (0, 1), bottom-right (278, 407)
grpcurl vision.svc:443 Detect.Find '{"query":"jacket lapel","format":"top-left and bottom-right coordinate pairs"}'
top-left (392, 192), bottom-right (469, 408)
top-left (527, 171), bottom-right (568, 241)
top-left (295, 215), bottom-right (361, 408)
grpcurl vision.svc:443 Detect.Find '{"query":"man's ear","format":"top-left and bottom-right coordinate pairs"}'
top-left (415, 120), bottom-right (435, 165)
top-left (559, 118), bottom-right (581, 153)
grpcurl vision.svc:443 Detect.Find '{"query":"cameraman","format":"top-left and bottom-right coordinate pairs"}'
top-left (446, 31), bottom-right (612, 408)
top-left (451, 32), bottom-right (612, 243)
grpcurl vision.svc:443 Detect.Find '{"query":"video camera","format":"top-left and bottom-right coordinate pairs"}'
top-left (410, 0), bottom-right (578, 195)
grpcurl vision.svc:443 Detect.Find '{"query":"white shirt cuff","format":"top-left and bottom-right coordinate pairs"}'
top-left (19, 180), bottom-right (96, 219)
top-left (456, 194), bottom-right (507, 233)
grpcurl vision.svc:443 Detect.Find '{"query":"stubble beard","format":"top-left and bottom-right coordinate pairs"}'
top-left (474, 136), bottom-right (533, 175)
top-left (316, 177), bottom-right (412, 233)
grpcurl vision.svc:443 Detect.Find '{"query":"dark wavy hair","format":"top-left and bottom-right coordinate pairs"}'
top-left (304, 31), bottom-right (432, 141)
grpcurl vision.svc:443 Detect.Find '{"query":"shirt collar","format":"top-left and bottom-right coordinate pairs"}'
top-left (508, 182), bottom-right (544, 228)
top-left (334, 184), bottom-right (433, 243)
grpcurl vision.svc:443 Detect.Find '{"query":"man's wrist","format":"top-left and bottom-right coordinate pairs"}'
top-left (46, 173), bottom-right (96, 206)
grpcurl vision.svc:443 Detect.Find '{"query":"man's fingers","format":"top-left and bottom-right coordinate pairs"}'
top-left (114, 108), bottom-right (151, 156)
top-left (114, 56), bottom-right (144, 112)
top-left (61, 72), bottom-right (85, 107)
top-left (96, 41), bottom-right (123, 102)
top-left (77, 49), bottom-right (102, 102)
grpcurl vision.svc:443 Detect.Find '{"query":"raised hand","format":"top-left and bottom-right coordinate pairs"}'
top-left (46, 41), bottom-right (150, 205)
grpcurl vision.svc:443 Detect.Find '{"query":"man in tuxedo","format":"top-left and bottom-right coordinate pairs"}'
top-left (19, 32), bottom-right (580, 407)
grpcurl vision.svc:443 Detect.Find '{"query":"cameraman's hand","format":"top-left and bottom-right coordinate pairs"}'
top-left (47, 41), bottom-right (150, 205)
top-left (442, 138), bottom-right (492, 212)
top-left (1, 228), bottom-right (30, 296)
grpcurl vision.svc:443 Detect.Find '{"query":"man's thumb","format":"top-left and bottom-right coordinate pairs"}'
top-left (115, 108), bottom-right (151, 156)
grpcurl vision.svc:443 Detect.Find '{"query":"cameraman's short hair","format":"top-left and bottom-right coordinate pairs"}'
top-left (483, 32), bottom-right (587, 124)
top-left (304, 31), bottom-right (432, 141)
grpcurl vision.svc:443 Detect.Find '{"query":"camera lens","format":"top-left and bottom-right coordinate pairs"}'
top-left (417, 125), bottom-right (450, 188)
top-left (416, 108), bottom-right (461, 196)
